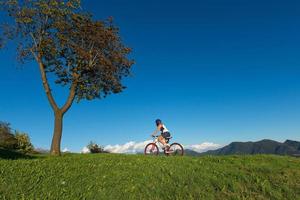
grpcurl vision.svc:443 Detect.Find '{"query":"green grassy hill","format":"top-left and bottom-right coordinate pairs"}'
top-left (0, 154), bottom-right (299, 200)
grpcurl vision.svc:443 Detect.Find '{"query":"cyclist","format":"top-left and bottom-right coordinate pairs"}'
top-left (151, 119), bottom-right (171, 150)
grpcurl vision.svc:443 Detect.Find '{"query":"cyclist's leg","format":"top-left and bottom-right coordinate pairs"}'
top-left (158, 135), bottom-right (170, 149)
top-left (158, 135), bottom-right (166, 145)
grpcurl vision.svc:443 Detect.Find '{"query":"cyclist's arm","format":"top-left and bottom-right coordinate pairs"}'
top-left (151, 125), bottom-right (162, 136)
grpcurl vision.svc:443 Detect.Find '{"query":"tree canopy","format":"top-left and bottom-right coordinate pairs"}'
top-left (0, 122), bottom-right (18, 149)
top-left (0, 0), bottom-right (134, 155)
top-left (1, 0), bottom-right (133, 103)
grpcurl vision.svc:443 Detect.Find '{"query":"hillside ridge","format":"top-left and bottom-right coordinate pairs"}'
top-left (198, 139), bottom-right (300, 156)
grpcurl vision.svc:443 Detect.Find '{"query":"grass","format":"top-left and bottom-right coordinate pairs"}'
top-left (0, 153), bottom-right (299, 200)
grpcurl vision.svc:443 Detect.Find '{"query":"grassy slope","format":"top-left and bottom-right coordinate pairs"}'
top-left (0, 154), bottom-right (299, 200)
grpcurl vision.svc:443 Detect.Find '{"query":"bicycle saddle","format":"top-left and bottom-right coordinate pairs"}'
top-left (165, 136), bottom-right (172, 143)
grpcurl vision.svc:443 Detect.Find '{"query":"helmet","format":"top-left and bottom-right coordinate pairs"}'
top-left (155, 119), bottom-right (162, 126)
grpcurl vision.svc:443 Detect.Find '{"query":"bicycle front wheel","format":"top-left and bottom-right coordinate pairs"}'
top-left (167, 143), bottom-right (184, 156)
top-left (144, 143), bottom-right (159, 155)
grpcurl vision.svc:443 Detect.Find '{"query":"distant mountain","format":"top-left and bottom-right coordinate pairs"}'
top-left (34, 148), bottom-right (50, 154)
top-left (184, 149), bottom-right (202, 156)
top-left (284, 140), bottom-right (300, 151)
top-left (200, 139), bottom-right (300, 156)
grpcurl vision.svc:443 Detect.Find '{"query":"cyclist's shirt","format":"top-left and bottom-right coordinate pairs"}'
top-left (160, 124), bottom-right (169, 133)
top-left (153, 123), bottom-right (170, 137)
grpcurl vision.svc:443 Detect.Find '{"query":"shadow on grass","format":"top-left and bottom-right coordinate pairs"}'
top-left (0, 148), bottom-right (35, 160)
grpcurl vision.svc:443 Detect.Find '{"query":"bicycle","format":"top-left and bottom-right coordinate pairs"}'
top-left (144, 136), bottom-right (184, 156)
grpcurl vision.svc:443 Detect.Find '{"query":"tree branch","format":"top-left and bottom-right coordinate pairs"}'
top-left (30, 49), bottom-right (59, 112)
top-left (61, 73), bottom-right (78, 114)
top-left (29, 32), bottom-right (38, 49)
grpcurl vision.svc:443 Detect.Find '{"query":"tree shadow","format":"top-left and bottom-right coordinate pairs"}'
top-left (0, 148), bottom-right (36, 160)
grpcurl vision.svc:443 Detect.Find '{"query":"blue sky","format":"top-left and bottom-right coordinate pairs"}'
top-left (0, 0), bottom-right (300, 152)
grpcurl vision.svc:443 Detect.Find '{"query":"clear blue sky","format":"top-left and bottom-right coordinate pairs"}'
top-left (0, 0), bottom-right (300, 152)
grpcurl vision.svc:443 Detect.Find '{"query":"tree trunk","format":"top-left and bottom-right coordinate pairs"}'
top-left (50, 111), bottom-right (63, 155)
top-left (32, 53), bottom-right (78, 156)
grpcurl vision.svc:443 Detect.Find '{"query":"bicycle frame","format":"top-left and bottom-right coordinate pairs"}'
top-left (151, 136), bottom-right (167, 151)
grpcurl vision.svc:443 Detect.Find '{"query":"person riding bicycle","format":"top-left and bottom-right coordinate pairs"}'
top-left (151, 119), bottom-right (171, 150)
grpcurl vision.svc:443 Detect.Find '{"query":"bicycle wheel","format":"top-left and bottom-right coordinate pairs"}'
top-left (144, 143), bottom-right (159, 155)
top-left (165, 143), bottom-right (184, 156)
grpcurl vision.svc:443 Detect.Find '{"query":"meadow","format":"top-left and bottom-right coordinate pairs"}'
top-left (0, 153), bottom-right (299, 200)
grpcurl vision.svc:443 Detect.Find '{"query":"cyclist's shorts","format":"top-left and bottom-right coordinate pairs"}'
top-left (161, 131), bottom-right (171, 139)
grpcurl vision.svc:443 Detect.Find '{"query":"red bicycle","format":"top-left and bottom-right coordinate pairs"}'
top-left (144, 136), bottom-right (184, 156)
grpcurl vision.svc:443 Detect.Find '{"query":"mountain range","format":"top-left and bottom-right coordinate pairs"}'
top-left (185, 139), bottom-right (300, 156)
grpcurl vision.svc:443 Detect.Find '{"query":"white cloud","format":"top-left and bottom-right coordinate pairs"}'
top-left (81, 146), bottom-right (90, 154)
top-left (103, 140), bottom-right (221, 154)
top-left (184, 142), bottom-right (222, 153)
top-left (62, 147), bottom-right (70, 153)
top-left (104, 140), bottom-right (152, 154)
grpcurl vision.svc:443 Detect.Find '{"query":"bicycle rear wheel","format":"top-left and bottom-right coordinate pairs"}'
top-left (144, 143), bottom-right (159, 155)
top-left (166, 143), bottom-right (184, 156)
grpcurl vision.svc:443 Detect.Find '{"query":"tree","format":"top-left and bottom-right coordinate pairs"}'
top-left (87, 141), bottom-right (104, 153)
top-left (15, 131), bottom-right (34, 153)
top-left (0, 0), bottom-right (134, 155)
top-left (0, 122), bottom-right (18, 149)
